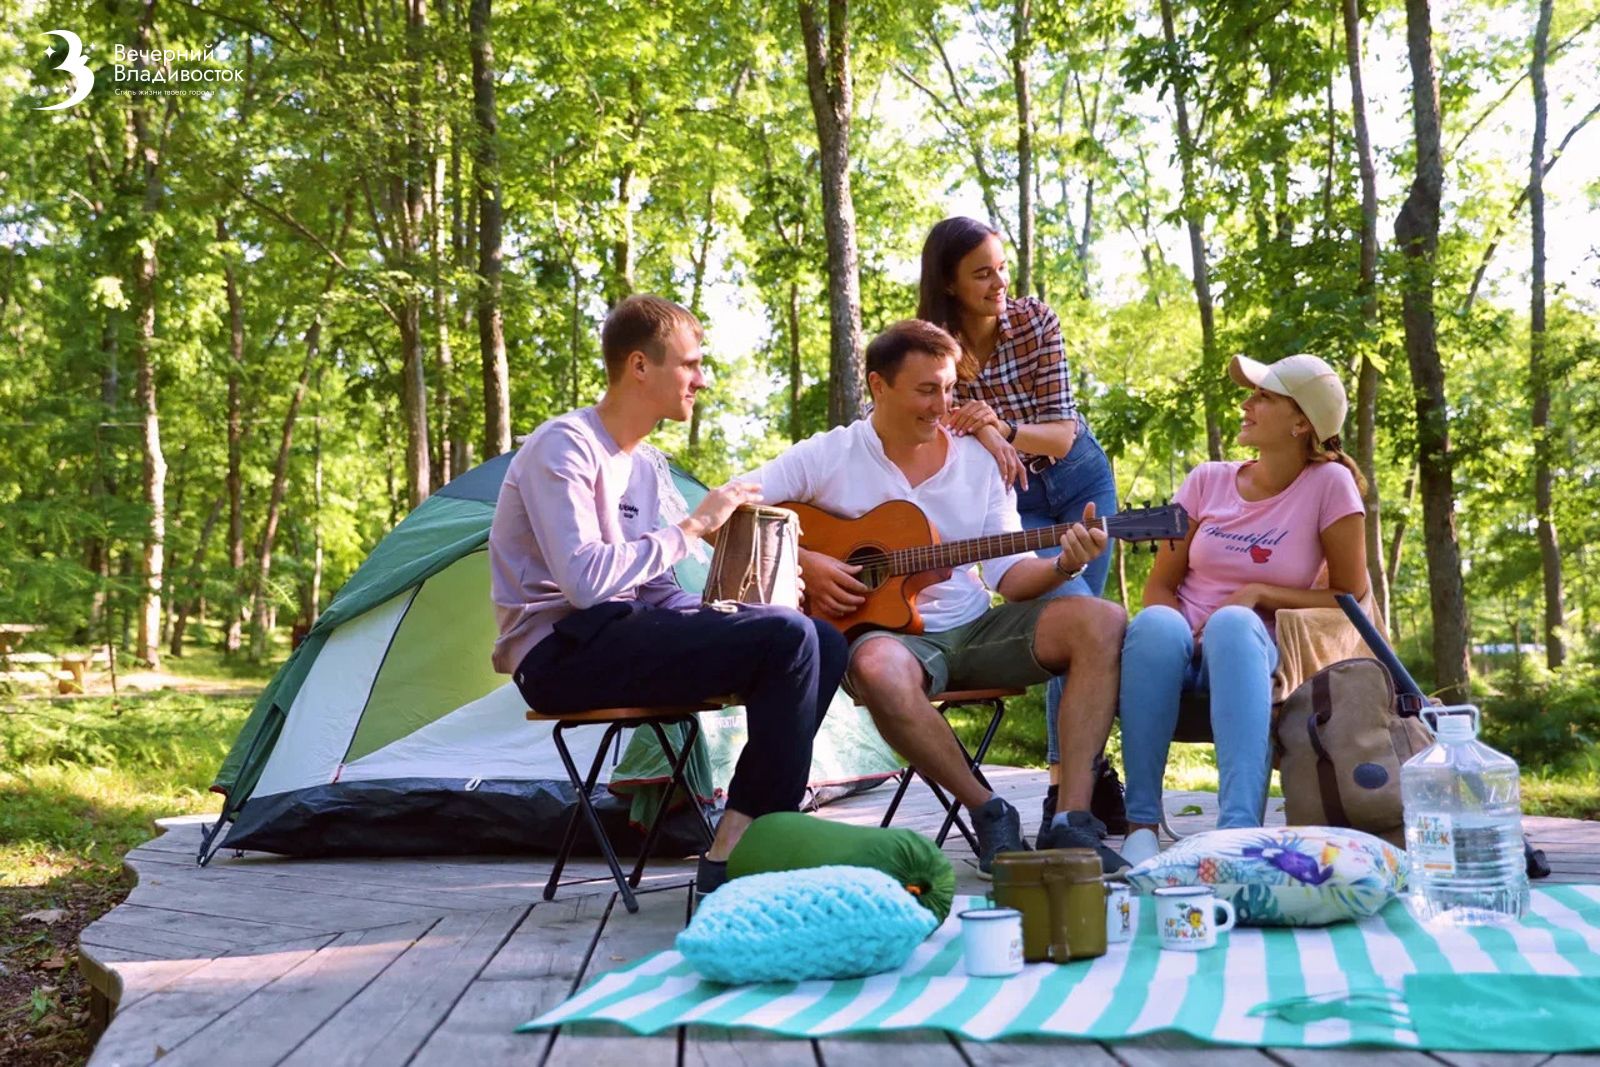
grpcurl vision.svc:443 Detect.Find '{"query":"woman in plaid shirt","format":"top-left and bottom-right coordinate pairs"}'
top-left (917, 216), bottom-right (1122, 844)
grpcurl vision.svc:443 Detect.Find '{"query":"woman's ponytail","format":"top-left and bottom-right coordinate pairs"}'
top-left (1310, 433), bottom-right (1369, 495)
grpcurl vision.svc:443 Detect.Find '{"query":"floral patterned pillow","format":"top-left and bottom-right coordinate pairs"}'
top-left (1125, 826), bottom-right (1409, 926)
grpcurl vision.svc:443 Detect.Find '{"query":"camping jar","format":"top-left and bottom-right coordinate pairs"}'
top-left (991, 849), bottom-right (1108, 962)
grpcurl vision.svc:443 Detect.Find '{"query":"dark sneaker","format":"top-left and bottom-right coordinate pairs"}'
top-left (971, 796), bottom-right (1028, 880)
top-left (1038, 810), bottom-right (1130, 874)
top-left (694, 855), bottom-right (729, 909)
top-left (1035, 783), bottom-right (1059, 849)
top-left (1090, 756), bottom-right (1129, 836)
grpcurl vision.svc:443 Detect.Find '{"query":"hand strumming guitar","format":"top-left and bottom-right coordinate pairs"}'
top-left (798, 548), bottom-right (869, 618)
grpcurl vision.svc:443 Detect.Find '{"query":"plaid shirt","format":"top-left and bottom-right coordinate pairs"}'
top-left (954, 296), bottom-right (1080, 458)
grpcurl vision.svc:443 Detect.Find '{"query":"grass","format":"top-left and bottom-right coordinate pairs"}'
top-left (948, 682), bottom-right (1600, 820)
top-left (0, 689), bottom-right (255, 1065)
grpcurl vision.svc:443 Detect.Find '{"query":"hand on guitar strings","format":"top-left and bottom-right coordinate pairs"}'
top-left (798, 548), bottom-right (868, 619)
top-left (681, 480), bottom-right (764, 542)
top-left (1054, 502), bottom-right (1108, 579)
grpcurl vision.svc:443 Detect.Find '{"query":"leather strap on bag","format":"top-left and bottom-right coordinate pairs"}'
top-left (1305, 670), bottom-right (1350, 826)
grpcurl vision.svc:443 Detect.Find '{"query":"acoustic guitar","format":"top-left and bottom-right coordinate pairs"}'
top-left (777, 499), bottom-right (1189, 637)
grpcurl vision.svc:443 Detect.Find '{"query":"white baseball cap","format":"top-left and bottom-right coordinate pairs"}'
top-left (1228, 353), bottom-right (1348, 442)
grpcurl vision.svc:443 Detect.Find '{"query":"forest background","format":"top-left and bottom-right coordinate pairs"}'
top-left (2, 0), bottom-right (1600, 787)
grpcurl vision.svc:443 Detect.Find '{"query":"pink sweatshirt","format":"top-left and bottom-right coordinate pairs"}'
top-left (488, 407), bottom-right (699, 674)
top-left (1173, 460), bottom-right (1365, 635)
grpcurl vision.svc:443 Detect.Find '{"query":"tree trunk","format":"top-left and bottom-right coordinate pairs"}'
top-left (169, 494), bottom-right (223, 657)
top-left (1395, 0), bottom-right (1469, 701)
top-left (88, 312), bottom-right (119, 638)
top-left (217, 216), bottom-right (248, 653)
top-left (1158, 0), bottom-right (1221, 459)
top-left (131, 0), bottom-right (166, 668)
top-left (432, 139), bottom-right (454, 487)
top-left (399, 0), bottom-right (432, 508)
top-left (1384, 467), bottom-right (1417, 597)
top-left (789, 280), bottom-right (803, 443)
top-left (471, 0), bottom-right (512, 457)
top-left (798, 0), bottom-right (865, 427)
top-left (1529, 0), bottom-right (1564, 668)
top-left (1011, 0), bottom-right (1035, 299)
top-left (1343, 0), bottom-right (1388, 628)
top-left (248, 319), bottom-right (320, 660)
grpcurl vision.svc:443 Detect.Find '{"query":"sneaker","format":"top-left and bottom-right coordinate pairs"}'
top-left (694, 855), bottom-right (729, 909)
top-left (1038, 810), bottom-right (1130, 874)
top-left (1090, 756), bottom-right (1129, 836)
top-left (1035, 783), bottom-right (1059, 850)
top-left (971, 796), bottom-right (1028, 880)
top-left (1120, 827), bottom-right (1160, 868)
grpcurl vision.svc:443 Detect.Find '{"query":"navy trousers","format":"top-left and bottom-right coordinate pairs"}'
top-left (513, 602), bottom-right (848, 819)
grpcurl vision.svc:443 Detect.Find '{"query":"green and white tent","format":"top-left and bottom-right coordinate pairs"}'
top-left (208, 449), bottom-right (899, 860)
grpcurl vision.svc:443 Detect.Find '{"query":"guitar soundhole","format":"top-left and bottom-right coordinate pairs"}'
top-left (845, 547), bottom-right (892, 592)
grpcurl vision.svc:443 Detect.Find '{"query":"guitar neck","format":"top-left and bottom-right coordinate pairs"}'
top-left (889, 519), bottom-right (1109, 575)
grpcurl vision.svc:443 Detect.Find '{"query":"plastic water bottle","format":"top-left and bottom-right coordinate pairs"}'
top-left (1401, 706), bottom-right (1528, 926)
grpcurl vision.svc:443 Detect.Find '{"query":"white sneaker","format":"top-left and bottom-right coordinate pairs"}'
top-left (1120, 827), bottom-right (1160, 868)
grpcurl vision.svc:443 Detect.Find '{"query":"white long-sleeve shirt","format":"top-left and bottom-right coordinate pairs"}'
top-left (489, 407), bottom-right (699, 673)
top-left (743, 419), bottom-right (1028, 634)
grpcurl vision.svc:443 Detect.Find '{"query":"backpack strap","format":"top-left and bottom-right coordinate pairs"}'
top-left (1306, 670), bottom-right (1351, 827)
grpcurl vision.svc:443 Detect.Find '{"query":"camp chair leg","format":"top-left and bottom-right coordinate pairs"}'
top-left (629, 717), bottom-right (709, 889)
top-left (546, 721), bottom-right (639, 914)
top-left (877, 767), bottom-right (916, 829)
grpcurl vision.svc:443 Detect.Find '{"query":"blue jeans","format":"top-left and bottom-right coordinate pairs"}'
top-left (1018, 428), bottom-right (1117, 765)
top-left (1118, 604), bottom-right (1278, 829)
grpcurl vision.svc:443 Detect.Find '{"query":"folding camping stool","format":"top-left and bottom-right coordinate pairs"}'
top-left (526, 702), bottom-right (722, 914)
top-left (876, 688), bottom-right (1023, 853)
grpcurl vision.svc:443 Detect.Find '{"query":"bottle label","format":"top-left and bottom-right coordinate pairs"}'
top-left (1414, 813), bottom-right (1456, 875)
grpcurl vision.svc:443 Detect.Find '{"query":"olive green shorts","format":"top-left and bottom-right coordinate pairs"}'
top-left (846, 598), bottom-right (1055, 698)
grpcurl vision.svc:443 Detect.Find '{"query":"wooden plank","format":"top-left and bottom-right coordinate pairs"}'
top-left (279, 905), bottom-right (528, 1067)
top-left (682, 1027), bottom-right (818, 1065)
top-left (960, 1036), bottom-right (1122, 1065)
top-left (1431, 1055), bottom-right (1555, 1067)
top-left (80, 921), bottom-right (238, 961)
top-left (409, 977), bottom-right (573, 1066)
top-left (88, 902), bottom-right (326, 949)
top-left (153, 920), bottom-right (436, 1067)
top-left (121, 865), bottom-right (445, 932)
top-left (543, 887), bottom-right (686, 1067)
top-left (87, 935), bottom-right (335, 1067)
top-left (1111, 1031), bottom-right (1281, 1066)
top-left (478, 894), bottom-right (610, 981)
top-left (1271, 1051), bottom-right (1440, 1067)
top-left (821, 1031), bottom-right (968, 1066)
top-left (128, 850), bottom-right (538, 912)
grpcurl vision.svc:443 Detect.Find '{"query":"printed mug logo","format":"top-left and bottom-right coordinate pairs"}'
top-left (37, 30), bottom-right (95, 111)
top-left (1163, 905), bottom-right (1207, 939)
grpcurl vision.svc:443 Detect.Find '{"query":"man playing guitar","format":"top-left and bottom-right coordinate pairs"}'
top-left (742, 320), bottom-right (1130, 875)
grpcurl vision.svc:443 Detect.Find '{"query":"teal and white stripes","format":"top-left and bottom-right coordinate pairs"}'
top-left (519, 886), bottom-right (1600, 1051)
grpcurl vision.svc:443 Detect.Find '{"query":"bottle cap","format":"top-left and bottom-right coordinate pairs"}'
top-left (1434, 712), bottom-right (1476, 742)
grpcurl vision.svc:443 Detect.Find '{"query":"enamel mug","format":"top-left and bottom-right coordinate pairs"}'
top-left (1152, 886), bottom-right (1235, 951)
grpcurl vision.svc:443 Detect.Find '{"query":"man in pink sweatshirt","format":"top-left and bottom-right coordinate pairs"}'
top-left (489, 295), bottom-right (847, 900)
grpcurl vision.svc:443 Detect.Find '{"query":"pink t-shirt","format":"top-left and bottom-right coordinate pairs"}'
top-left (1172, 460), bottom-right (1365, 634)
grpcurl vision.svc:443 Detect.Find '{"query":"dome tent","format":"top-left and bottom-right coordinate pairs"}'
top-left (205, 448), bottom-right (899, 862)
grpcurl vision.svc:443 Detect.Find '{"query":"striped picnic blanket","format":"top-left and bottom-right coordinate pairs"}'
top-left (520, 885), bottom-right (1600, 1050)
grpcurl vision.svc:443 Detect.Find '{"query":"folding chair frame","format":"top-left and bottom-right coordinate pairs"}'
top-left (541, 711), bottom-right (715, 914)
top-left (878, 691), bottom-right (1012, 851)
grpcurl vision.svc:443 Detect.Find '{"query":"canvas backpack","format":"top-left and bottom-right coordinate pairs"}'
top-left (1273, 658), bottom-right (1434, 847)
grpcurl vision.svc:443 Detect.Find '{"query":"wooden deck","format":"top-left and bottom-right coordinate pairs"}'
top-left (80, 767), bottom-right (1600, 1067)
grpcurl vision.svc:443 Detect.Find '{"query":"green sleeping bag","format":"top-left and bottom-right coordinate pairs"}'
top-left (727, 812), bottom-right (957, 923)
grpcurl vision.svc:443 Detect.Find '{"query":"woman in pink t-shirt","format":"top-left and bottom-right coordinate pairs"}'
top-left (1118, 354), bottom-right (1369, 866)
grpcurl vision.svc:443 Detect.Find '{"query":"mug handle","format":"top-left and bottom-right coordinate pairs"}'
top-left (1212, 897), bottom-right (1236, 934)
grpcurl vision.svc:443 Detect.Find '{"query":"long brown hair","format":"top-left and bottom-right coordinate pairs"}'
top-left (916, 216), bottom-right (998, 381)
top-left (1308, 433), bottom-right (1369, 496)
